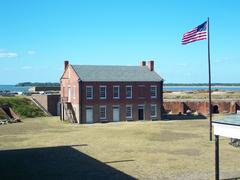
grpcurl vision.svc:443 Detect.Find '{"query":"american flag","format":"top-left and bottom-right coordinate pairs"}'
top-left (182, 21), bottom-right (207, 45)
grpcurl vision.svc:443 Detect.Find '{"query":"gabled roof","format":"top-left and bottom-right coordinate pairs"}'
top-left (71, 65), bottom-right (163, 82)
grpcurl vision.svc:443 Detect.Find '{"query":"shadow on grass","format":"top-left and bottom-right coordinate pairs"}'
top-left (0, 145), bottom-right (136, 180)
top-left (162, 114), bottom-right (207, 121)
top-left (104, 160), bottom-right (135, 164)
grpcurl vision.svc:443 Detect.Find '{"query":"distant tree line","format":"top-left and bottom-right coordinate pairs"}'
top-left (16, 82), bottom-right (60, 87)
top-left (16, 82), bottom-right (240, 87)
top-left (164, 83), bottom-right (240, 86)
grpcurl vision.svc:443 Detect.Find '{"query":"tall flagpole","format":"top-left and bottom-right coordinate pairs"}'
top-left (208, 17), bottom-right (212, 141)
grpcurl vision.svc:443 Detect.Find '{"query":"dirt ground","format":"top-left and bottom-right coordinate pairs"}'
top-left (0, 117), bottom-right (239, 180)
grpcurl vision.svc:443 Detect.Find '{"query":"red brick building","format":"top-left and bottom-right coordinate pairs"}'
top-left (60, 60), bottom-right (163, 123)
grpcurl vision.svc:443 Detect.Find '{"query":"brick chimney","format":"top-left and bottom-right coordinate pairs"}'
top-left (139, 61), bottom-right (146, 66)
top-left (64, 60), bottom-right (69, 70)
top-left (147, 60), bottom-right (154, 71)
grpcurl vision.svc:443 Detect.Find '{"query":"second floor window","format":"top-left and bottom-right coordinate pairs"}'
top-left (113, 86), bottom-right (120, 99)
top-left (100, 86), bottom-right (107, 99)
top-left (86, 86), bottom-right (93, 99)
top-left (151, 85), bottom-right (157, 98)
top-left (126, 86), bottom-right (132, 99)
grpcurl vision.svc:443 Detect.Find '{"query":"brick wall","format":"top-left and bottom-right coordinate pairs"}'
top-left (60, 64), bottom-right (80, 121)
top-left (163, 100), bottom-right (239, 115)
top-left (81, 103), bottom-right (161, 123)
top-left (32, 94), bottom-right (60, 116)
top-left (60, 63), bottom-right (163, 123)
top-left (80, 81), bottom-right (162, 123)
top-left (82, 81), bottom-right (162, 105)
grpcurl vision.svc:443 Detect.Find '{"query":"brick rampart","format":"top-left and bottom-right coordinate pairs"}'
top-left (163, 100), bottom-right (240, 115)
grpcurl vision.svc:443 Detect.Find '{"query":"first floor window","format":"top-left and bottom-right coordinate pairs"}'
top-left (100, 106), bottom-right (106, 119)
top-left (126, 105), bottom-right (132, 118)
top-left (151, 104), bottom-right (157, 118)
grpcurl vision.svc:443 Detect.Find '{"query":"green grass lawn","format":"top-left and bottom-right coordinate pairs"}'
top-left (0, 117), bottom-right (239, 179)
top-left (0, 96), bottom-right (45, 118)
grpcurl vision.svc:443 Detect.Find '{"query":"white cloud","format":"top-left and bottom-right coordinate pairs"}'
top-left (27, 50), bottom-right (36, 55)
top-left (0, 49), bottom-right (18, 58)
top-left (21, 66), bottom-right (32, 70)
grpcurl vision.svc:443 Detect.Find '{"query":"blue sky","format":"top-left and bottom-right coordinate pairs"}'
top-left (0, 0), bottom-right (240, 84)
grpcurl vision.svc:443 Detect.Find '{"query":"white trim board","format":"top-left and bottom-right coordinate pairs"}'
top-left (213, 123), bottom-right (240, 139)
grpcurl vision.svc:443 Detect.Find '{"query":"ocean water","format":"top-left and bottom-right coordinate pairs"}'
top-left (0, 85), bottom-right (31, 92)
top-left (164, 86), bottom-right (240, 91)
top-left (0, 85), bottom-right (240, 93)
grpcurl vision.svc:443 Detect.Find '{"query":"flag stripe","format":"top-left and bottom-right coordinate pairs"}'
top-left (182, 32), bottom-right (207, 43)
top-left (182, 21), bottom-right (207, 45)
top-left (182, 32), bottom-right (207, 41)
top-left (183, 30), bottom-right (206, 38)
top-left (183, 36), bottom-right (207, 42)
top-left (182, 33), bottom-right (207, 42)
top-left (183, 29), bottom-right (198, 37)
top-left (182, 37), bottom-right (206, 45)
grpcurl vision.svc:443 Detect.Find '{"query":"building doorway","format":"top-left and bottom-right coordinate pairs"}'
top-left (213, 105), bottom-right (219, 114)
top-left (138, 105), bottom-right (144, 120)
top-left (236, 104), bottom-right (240, 114)
top-left (113, 106), bottom-right (120, 122)
top-left (86, 107), bottom-right (93, 123)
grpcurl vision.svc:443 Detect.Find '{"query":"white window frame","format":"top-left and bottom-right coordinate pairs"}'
top-left (151, 104), bottom-right (157, 118)
top-left (126, 85), bottom-right (132, 99)
top-left (86, 86), bottom-right (93, 100)
top-left (99, 85), bottom-right (107, 99)
top-left (126, 105), bottom-right (133, 119)
top-left (99, 105), bottom-right (107, 120)
top-left (73, 85), bottom-right (76, 99)
top-left (113, 85), bottom-right (120, 99)
top-left (68, 86), bottom-right (71, 102)
top-left (150, 85), bottom-right (157, 99)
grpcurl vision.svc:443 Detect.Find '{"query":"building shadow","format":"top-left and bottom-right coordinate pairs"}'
top-left (222, 177), bottom-right (240, 180)
top-left (0, 145), bottom-right (136, 180)
top-left (162, 114), bottom-right (207, 121)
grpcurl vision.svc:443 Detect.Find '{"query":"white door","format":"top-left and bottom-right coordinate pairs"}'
top-left (113, 107), bottom-right (120, 122)
top-left (86, 108), bottom-right (93, 123)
